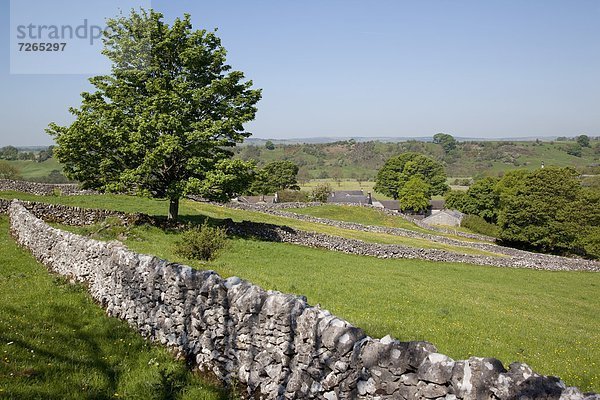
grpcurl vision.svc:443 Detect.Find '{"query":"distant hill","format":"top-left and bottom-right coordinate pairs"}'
top-left (4, 137), bottom-right (599, 182)
top-left (235, 137), bottom-right (600, 179)
top-left (244, 136), bottom-right (574, 146)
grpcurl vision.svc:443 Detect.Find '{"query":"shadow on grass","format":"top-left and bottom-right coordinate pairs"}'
top-left (154, 213), bottom-right (299, 245)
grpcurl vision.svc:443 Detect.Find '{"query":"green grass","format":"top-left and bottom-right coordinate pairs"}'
top-left (0, 192), bottom-right (500, 257)
top-left (184, 202), bottom-right (496, 256)
top-left (61, 220), bottom-right (600, 392)
top-left (215, 242), bottom-right (600, 392)
top-left (5, 159), bottom-right (63, 179)
top-left (0, 216), bottom-right (228, 399)
top-left (286, 204), bottom-right (481, 241)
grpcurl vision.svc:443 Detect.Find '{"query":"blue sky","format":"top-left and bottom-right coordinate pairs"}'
top-left (1, 0), bottom-right (599, 146)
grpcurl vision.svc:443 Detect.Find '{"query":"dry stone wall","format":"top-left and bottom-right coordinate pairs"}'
top-left (0, 198), bottom-right (148, 226)
top-left (7, 201), bottom-right (599, 400)
top-left (221, 203), bottom-right (600, 272)
top-left (0, 179), bottom-right (96, 196)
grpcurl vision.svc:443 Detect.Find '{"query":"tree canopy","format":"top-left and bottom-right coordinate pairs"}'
top-left (497, 167), bottom-right (584, 253)
top-left (374, 152), bottom-right (448, 199)
top-left (0, 146), bottom-right (19, 161)
top-left (446, 167), bottom-right (599, 258)
top-left (398, 176), bottom-right (431, 213)
top-left (47, 9), bottom-right (261, 220)
top-left (576, 134), bottom-right (590, 148)
top-left (250, 160), bottom-right (300, 195)
top-left (433, 133), bottom-right (457, 154)
top-left (0, 161), bottom-right (21, 180)
top-left (445, 177), bottom-right (499, 222)
top-left (264, 140), bottom-right (275, 150)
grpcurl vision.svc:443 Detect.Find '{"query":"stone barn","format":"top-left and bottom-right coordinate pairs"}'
top-left (422, 209), bottom-right (464, 227)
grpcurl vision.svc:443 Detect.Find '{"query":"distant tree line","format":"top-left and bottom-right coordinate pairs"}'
top-left (0, 145), bottom-right (54, 163)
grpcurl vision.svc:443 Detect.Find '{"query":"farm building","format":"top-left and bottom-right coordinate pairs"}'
top-left (422, 209), bottom-right (464, 227)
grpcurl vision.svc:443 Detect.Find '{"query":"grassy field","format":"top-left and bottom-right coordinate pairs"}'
top-left (3, 191), bottom-right (596, 391)
top-left (286, 204), bottom-right (480, 239)
top-left (0, 216), bottom-right (228, 399)
top-left (5, 159), bottom-right (63, 179)
top-left (299, 179), bottom-right (391, 199)
top-left (0, 192), bottom-right (499, 257)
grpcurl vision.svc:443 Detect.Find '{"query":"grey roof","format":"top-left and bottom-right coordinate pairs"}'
top-left (332, 190), bottom-right (365, 196)
top-left (328, 194), bottom-right (371, 204)
top-left (443, 209), bottom-right (464, 219)
top-left (425, 209), bottom-right (464, 220)
top-left (379, 200), bottom-right (400, 210)
top-left (237, 195), bottom-right (276, 204)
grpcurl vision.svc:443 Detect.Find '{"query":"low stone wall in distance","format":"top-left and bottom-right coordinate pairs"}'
top-left (0, 198), bottom-right (149, 226)
top-left (8, 201), bottom-right (598, 400)
top-left (221, 202), bottom-right (600, 272)
top-left (0, 179), bottom-right (96, 196)
top-left (227, 201), bottom-right (496, 242)
top-left (2, 198), bottom-right (599, 272)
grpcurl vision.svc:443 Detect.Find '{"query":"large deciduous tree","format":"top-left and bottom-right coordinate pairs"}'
top-left (576, 134), bottom-right (590, 148)
top-left (398, 176), bottom-right (431, 213)
top-left (497, 167), bottom-right (583, 253)
top-left (47, 10), bottom-right (261, 220)
top-left (433, 133), bottom-right (457, 154)
top-left (374, 152), bottom-right (448, 199)
top-left (250, 161), bottom-right (300, 195)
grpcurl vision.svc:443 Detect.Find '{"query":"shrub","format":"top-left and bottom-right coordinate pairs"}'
top-left (277, 189), bottom-right (309, 203)
top-left (461, 215), bottom-right (500, 237)
top-left (309, 183), bottom-right (332, 202)
top-left (174, 222), bottom-right (228, 261)
top-left (0, 161), bottom-right (21, 180)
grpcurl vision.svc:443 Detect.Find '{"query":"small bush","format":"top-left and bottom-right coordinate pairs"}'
top-left (309, 183), bottom-right (332, 202)
top-left (0, 161), bottom-right (21, 180)
top-left (277, 189), bottom-right (309, 203)
top-left (175, 222), bottom-right (228, 261)
top-left (461, 215), bottom-right (500, 237)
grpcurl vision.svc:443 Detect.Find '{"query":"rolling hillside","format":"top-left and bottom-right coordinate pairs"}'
top-left (233, 138), bottom-right (600, 180)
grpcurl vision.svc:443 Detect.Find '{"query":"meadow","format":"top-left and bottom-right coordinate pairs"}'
top-left (1, 192), bottom-right (597, 391)
top-left (4, 158), bottom-right (63, 180)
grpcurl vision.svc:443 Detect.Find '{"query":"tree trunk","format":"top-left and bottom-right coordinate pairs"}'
top-left (168, 198), bottom-right (179, 221)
